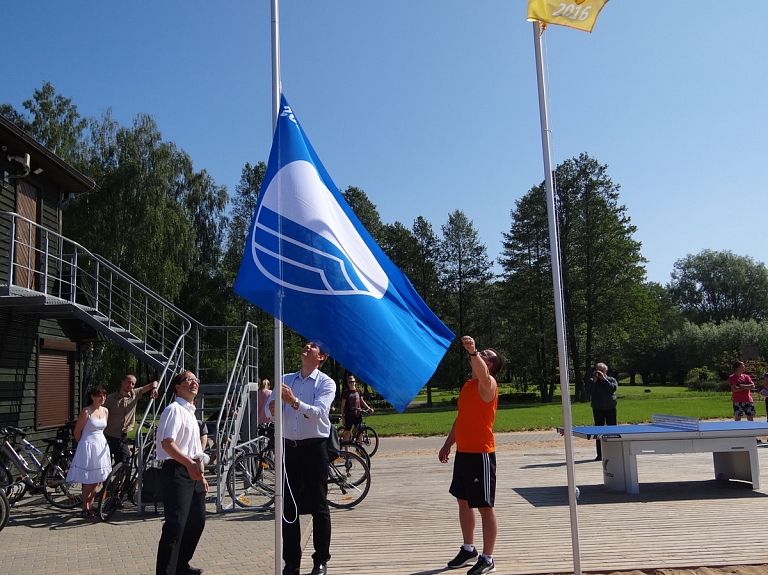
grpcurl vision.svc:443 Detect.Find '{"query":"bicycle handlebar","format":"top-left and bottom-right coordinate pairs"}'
top-left (0, 425), bottom-right (27, 438)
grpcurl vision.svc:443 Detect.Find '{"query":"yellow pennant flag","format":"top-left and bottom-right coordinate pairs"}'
top-left (527, 0), bottom-right (609, 33)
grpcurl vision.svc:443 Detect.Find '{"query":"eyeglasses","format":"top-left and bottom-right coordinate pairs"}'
top-left (182, 376), bottom-right (199, 384)
top-left (478, 350), bottom-right (496, 361)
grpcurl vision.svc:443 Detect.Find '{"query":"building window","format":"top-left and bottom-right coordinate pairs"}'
top-left (37, 349), bottom-right (74, 429)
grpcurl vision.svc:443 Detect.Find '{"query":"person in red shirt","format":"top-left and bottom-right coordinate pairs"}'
top-left (728, 361), bottom-right (756, 421)
top-left (439, 335), bottom-right (504, 575)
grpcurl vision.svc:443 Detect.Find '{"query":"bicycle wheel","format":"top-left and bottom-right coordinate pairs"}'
top-left (327, 451), bottom-right (370, 509)
top-left (0, 488), bottom-right (8, 532)
top-left (339, 440), bottom-right (371, 469)
top-left (42, 454), bottom-right (82, 510)
top-left (97, 463), bottom-right (126, 521)
top-left (0, 462), bottom-right (25, 505)
top-left (226, 453), bottom-right (275, 510)
top-left (0, 460), bottom-right (12, 492)
top-left (358, 425), bottom-right (379, 458)
top-left (4, 481), bottom-right (26, 506)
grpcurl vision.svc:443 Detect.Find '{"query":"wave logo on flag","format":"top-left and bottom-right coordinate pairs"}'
top-left (252, 158), bottom-right (388, 298)
top-left (235, 95), bottom-right (455, 412)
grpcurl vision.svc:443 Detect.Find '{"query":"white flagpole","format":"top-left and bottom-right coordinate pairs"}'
top-left (271, 2), bottom-right (284, 575)
top-left (532, 21), bottom-right (582, 575)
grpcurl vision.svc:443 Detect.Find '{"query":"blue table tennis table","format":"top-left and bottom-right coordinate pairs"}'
top-left (559, 414), bottom-right (768, 493)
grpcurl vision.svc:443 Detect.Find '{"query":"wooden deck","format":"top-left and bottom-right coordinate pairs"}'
top-left (2, 433), bottom-right (768, 575)
top-left (324, 436), bottom-right (768, 575)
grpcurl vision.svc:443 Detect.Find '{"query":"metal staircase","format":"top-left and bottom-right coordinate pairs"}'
top-left (0, 212), bottom-right (193, 376)
top-left (0, 211), bottom-right (259, 513)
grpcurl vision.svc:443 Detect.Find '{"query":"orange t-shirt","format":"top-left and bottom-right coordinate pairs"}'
top-left (454, 378), bottom-right (498, 453)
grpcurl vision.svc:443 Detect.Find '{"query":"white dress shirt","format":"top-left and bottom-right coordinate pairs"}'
top-left (156, 397), bottom-right (204, 461)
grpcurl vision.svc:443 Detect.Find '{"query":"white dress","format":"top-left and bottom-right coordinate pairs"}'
top-left (66, 410), bottom-right (112, 484)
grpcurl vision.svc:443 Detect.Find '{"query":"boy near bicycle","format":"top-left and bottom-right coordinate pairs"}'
top-left (340, 375), bottom-right (374, 443)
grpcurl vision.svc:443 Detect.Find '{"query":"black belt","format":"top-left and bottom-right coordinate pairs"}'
top-left (284, 437), bottom-right (325, 448)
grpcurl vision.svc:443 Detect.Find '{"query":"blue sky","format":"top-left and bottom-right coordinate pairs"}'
top-left (5, 1), bottom-right (767, 285)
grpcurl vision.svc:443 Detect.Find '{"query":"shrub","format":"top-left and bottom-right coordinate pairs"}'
top-left (686, 380), bottom-right (729, 392)
top-left (498, 392), bottom-right (538, 404)
top-left (685, 367), bottom-right (717, 385)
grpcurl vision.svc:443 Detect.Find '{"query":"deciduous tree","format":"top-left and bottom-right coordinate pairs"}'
top-left (668, 250), bottom-right (768, 324)
top-left (1, 81), bottom-right (87, 164)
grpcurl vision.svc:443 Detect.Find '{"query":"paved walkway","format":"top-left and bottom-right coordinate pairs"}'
top-left (2, 432), bottom-right (768, 575)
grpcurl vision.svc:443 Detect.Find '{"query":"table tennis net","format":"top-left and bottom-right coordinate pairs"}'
top-left (651, 414), bottom-right (700, 431)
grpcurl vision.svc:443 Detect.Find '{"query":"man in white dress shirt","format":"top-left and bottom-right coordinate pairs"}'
top-left (156, 370), bottom-right (208, 575)
top-left (268, 342), bottom-right (336, 575)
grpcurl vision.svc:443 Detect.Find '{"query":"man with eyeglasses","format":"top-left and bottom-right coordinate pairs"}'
top-left (156, 371), bottom-right (208, 575)
top-left (104, 374), bottom-right (159, 464)
top-left (267, 342), bottom-right (336, 575)
top-left (439, 336), bottom-right (504, 575)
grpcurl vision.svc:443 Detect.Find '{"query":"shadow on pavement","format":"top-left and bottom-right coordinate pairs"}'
top-left (520, 458), bottom-right (595, 469)
top-left (514, 479), bottom-right (768, 507)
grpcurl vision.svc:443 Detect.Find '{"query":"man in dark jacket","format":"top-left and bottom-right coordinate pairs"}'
top-left (585, 362), bottom-right (618, 461)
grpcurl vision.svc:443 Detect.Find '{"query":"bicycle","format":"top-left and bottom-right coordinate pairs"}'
top-left (329, 416), bottom-right (371, 468)
top-left (226, 424), bottom-right (276, 511)
top-left (339, 409), bottom-right (379, 458)
top-left (326, 450), bottom-right (370, 509)
top-left (226, 425), bottom-right (371, 510)
top-left (97, 425), bottom-right (157, 520)
top-left (226, 423), bottom-right (371, 511)
top-left (0, 425), bottom-right (82, 509)
top-left (0, 487), bottom-right (9, 532)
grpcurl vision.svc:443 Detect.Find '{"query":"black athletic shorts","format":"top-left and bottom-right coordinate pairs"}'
top-left (449, 451), bottom-right (496, 508)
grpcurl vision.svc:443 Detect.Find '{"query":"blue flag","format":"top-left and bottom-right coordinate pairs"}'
top-left (234, 95), bottom-right (454, 412)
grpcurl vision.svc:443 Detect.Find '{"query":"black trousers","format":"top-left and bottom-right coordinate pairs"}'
top-left (592, 407), bottom-right (617, 458)
top-left (283, 439), bottom-right (331, 569)
top-left (156, 461), bottom-right (206, 575)
top-left (105, 434), bottom-right (130, 465)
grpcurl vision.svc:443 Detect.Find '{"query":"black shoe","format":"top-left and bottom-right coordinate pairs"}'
top-left (177, 568), bottom-right (203, 575)
top-left (282, 567), bottom-right (300, 575)
top-left (447, 547), bottom-right (478, 569)
top-left (309, 564), bottom-right (327, 575)
top-left (467, 556), bottom-right (496, 575)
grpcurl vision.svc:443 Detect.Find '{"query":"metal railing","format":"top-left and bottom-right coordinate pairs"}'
top-left (213, 322), bottom-right (260, 512)
top-left (0, 211), bottom-right (194, 368)
top-left (0, 212), bottom-right (261, 514)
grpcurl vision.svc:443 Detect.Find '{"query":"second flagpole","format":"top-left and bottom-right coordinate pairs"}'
top-left (532, 20), bottom-right (583, 575)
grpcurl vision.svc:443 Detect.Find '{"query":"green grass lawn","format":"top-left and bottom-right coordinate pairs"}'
top-left (367, 386), bottom-right (767, 437)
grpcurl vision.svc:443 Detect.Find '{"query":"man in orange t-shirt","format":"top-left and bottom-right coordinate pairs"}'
top-left (439, 335), bottom-right (504, 575)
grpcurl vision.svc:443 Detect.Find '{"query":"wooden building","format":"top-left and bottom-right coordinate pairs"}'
top-left (0, 117), bottom-right (252, 485)
top-left (0, 115), bottom-right (99, 439)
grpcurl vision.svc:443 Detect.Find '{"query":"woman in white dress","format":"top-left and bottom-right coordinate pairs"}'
top-left (67, 386), bottom-right (112, 517)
